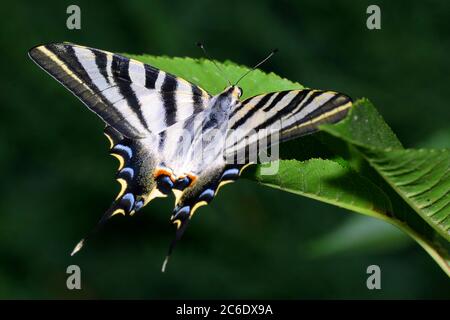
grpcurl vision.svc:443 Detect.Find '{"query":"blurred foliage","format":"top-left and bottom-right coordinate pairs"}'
top-left (0, 0), bottom-right (449, 298)
top-left (307, 215), bottom-right (411, 258)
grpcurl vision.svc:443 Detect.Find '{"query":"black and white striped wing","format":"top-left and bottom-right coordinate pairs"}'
top-left (225, 89), bottom-right (352, 159)
top-left (28, 43), bottom-right (210, 139)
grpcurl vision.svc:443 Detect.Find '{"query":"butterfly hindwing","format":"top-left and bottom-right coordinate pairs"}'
top-left (102, 126), bottom-right (158, 219)
top-left (29, 43), bottom-right (213, 255)
top-left (28, 43), bottom-right (210, 139)
top-left (161, 163), bottom-right (248, 271)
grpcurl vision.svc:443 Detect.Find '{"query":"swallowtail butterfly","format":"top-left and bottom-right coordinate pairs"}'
top-left (29, 43), bottom-right (352, 271)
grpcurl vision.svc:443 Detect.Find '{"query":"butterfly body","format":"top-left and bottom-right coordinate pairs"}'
top-left (29, 43), bottom-right (352, 268)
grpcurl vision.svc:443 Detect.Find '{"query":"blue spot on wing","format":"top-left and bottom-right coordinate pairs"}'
top-left (120, 167), bottom-right (134, 179)
top-left (199, 189), bottom-right (215, 202)
top-left (113, 144), bottom-right (133, 159)
top-left (173, 206), bottom-right (191, 220)
top-left (156, 175), bottom-right (174, 195)
top-left (122, 193), bottom-right (135, 211)
top-left (221, 168), bottom-right (239, 180)
top-left (134, 200), bottom-right (144, 212)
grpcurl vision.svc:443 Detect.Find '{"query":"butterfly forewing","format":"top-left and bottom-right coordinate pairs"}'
top-left (28, 43), bottom-right (210, 139)
top-left (225, 89), bottom-right (352, 160)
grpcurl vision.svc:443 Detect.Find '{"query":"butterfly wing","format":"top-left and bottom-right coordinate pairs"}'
top-left (177, 89), bottom-right (352, 230)
top-left (225, 89), bottom-right (352, 161)
top-left (160, 89), bottom-right (353, 226)
top-left (28, 43), bottom-right (211, 139)
top-left (29, 43), bottom-right (213, 255)
top-left (29, 42), bottom-right (212, 213)
top-left (147, 89), bottom-right (352, 270)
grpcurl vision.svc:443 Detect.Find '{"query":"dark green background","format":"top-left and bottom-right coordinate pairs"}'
top-left (1, 0), bottom-right (449, 298)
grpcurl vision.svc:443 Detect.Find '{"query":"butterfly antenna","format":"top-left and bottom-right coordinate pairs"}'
top-left (196, 42), bottom-right (231, 86)
top-left (235, 48), bottom-right (278, 86)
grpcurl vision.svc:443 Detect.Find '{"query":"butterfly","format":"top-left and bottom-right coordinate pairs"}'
top-left (28, 43), bottom-right (352, 271)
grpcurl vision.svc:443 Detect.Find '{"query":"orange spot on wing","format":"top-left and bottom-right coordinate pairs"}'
top-left (186, 173), bottom-right (198, 187)
top-left (154, 168), bottom-right (176, 181)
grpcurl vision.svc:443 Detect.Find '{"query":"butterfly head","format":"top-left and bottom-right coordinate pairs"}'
top-left (223, 85), bottom-right (243, 102)
top-left (211, 85), bottom-right (243, 112)
top-left (211, 85), bottom-right (242, 111)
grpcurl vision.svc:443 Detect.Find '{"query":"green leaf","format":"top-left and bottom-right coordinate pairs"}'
top-left (125, 55), bottom-right (303, 98)
top-left (322, 98), bottom-right (403, 150)
top-left (125, 54), bottom-right (450, 276)
top-left (322, 100), bottom-right (450, 241)
top-left (370, 149), bottom-right (450, 235)
top-left (248, 159), bottom-right (392, 220)
top-left (248, 156), bottom-right (450, 276)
